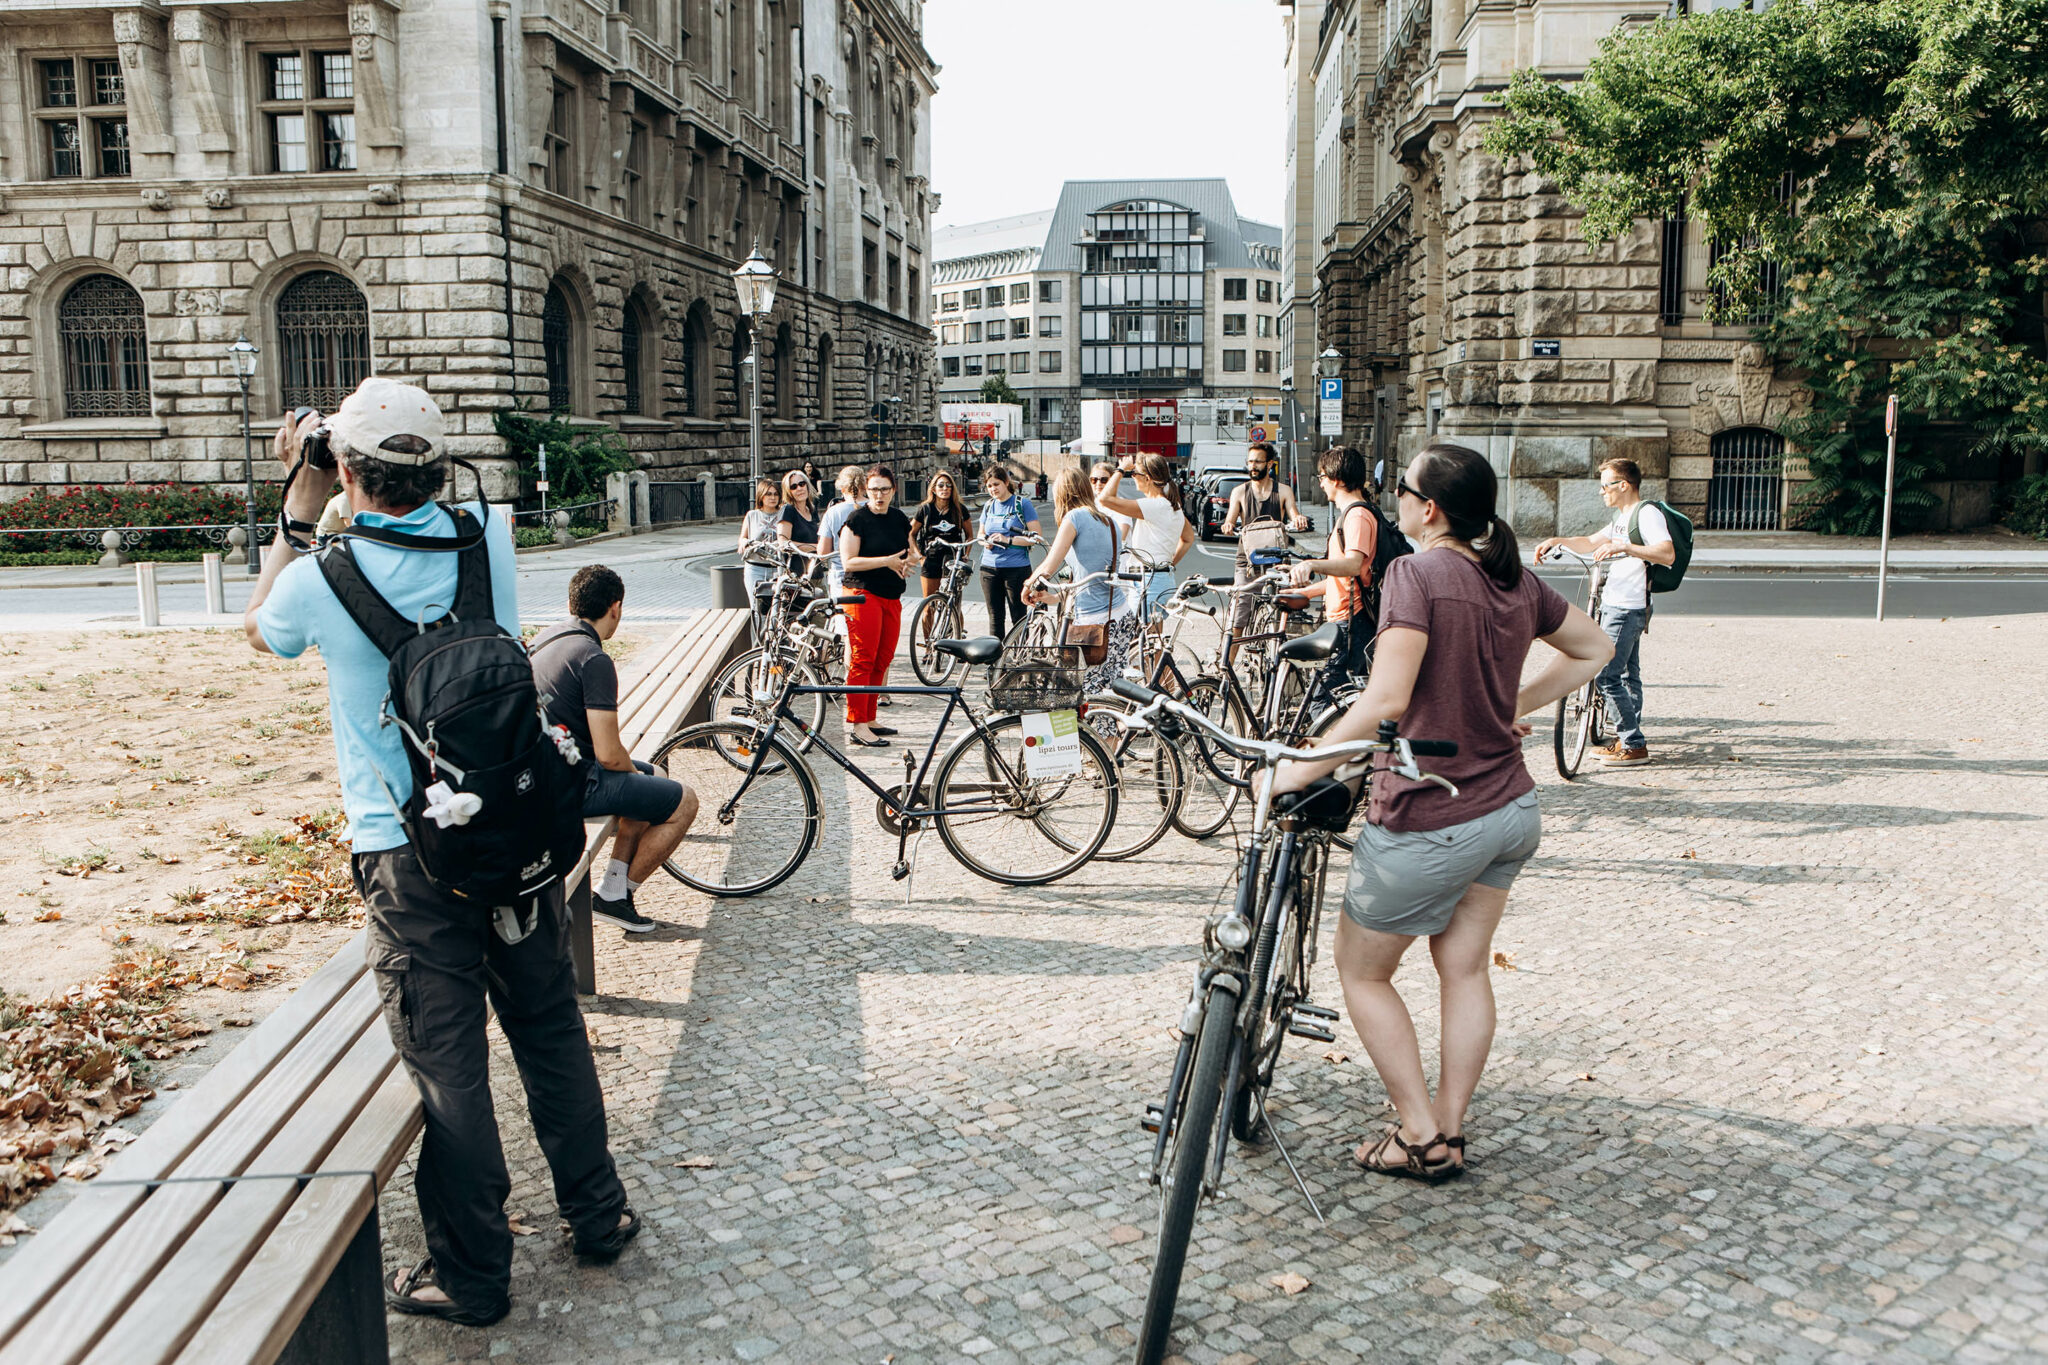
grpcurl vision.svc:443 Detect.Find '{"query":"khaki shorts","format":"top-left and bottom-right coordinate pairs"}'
top-left (1342, 791), bottom-right (1541, 937)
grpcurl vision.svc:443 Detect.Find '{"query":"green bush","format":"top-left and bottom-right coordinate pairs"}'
top-left (512, 525), bottom-right (605, 549)
top-left (0, 484), bottom-right (282, 554)
top-left (2001, 473), bottom-right (2048, 539)
top-left (492, 406), bottom-right (635, 508)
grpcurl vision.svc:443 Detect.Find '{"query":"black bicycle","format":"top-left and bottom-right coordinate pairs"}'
top-left (1105, 680), bottom-right (1457, 1363)
top-left (908, 535), bottom-right (979, 685)
top-left (653, 627), bottom-right (1119, 895)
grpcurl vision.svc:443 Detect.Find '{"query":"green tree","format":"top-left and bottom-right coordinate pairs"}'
top-left (978, 373), bottom-right (1024, 409)
top-left (1485, 0), bottom-right (2048, 533)
top-left (490, 404), bottom-right (635, 507)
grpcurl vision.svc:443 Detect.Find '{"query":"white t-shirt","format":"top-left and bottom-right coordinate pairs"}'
top-left (1602, 501), bottom-right (1669, 609)
top-left (1125, 495), bottom-right (1185, 569)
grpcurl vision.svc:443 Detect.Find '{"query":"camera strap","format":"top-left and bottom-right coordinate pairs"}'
top-left (279, 456), bottom-right (492, 554)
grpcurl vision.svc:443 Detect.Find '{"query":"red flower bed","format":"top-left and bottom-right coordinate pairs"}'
top-left (0, 484), bottom-right (284, 554)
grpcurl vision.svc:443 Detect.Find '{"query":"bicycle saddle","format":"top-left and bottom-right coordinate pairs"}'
top-left (1278, 619), bottom-right (1343, 663)
top-left (934, 636), bottom-right (1003, 666)
top-left (1274, 775), bottom-right (1359, 832)
top-left (1274, 591), bottom-right (1313, 613)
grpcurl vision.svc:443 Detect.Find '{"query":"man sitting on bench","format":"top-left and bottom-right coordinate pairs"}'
top-left (530, 565), bottom-right (699, 933)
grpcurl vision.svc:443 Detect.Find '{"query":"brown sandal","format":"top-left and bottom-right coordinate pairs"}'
top-left (1354, 1127), bottom-right (1461, 1183)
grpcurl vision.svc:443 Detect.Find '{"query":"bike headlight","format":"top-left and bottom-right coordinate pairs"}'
top-left (1215, 915), bottom-right (1252, 951)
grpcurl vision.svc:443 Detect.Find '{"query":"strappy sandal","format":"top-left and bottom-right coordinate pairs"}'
top-left (385, 1256), bottom-right (509, 1326)
top-left (1444, 1135), bottom-right (1467, 1169)
top-left (1354, 1127), bottom-right (1462, 1183)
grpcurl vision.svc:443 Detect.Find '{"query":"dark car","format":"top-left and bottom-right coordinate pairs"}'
top-left (1195, 473), bottom-right (1250, 541)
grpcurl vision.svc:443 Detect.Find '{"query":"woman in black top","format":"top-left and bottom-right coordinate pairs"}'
top-left (911, 469), bottom-right (972, 598)
top-left (837, 464), bottom-right (920, 746)
top-left (776, 467), bottom-right (821, 559)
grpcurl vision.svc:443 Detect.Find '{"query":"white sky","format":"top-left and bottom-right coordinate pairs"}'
top-left (924, 0), bottom-right (1287, 230)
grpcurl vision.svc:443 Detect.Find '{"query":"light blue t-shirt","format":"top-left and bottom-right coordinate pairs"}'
top-left (818, 498), bottom-right (859, 577)
top-left (257, 501), bottom-right (521, 853)
top-left (1063, 507), bottom-right (1117, 619)
top-left (979, 495), bottom-right (1039, 569)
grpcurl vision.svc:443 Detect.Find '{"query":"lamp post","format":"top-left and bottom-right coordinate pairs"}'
top-left (730, 244), bottom-right (779, 486)
top-left (228, 335), bottom-right (260, 574)
top-left (1279, 375), bottom-right (1304, 500)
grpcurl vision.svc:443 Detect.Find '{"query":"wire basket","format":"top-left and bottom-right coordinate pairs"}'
top-left (988, 643), bottom-right (1085, 714)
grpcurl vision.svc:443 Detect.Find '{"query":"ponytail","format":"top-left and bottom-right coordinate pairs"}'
top-left (1136, 453), bottom-right (1180, 511)
top-left (1477, 515), bottom-right (1521, 591)
top-left (1411, 441), bottom-right (1522, 591)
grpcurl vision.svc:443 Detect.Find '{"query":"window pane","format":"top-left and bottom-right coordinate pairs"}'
top-left (91, 59), bottom-right (124, 106)
top-left (48, 121), bottom-right (82, 177)
top-left (621, 310), bottom-right (643, 415)
top-left (60, 274), bottom-right (152, 417)
top-left (41, 59), bottom-right (77, 108)
top-left (322, 113), bottom-right (356, 171)
top-left (277, 271), bottom-right (372, 410)
top-left (543, 284), bottom-right (574, 412)
top-left (318, 52), bottom-right (354, 99)
top-left (269, 54), bottom-right (305, 102)
top-left (272, 114), bottom-right (307, 171)
top-left (96, 119), bottom-right (130, 177)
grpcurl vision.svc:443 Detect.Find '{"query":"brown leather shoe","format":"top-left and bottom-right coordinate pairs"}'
top-left (1601, 746), bottom-right (1650, 766)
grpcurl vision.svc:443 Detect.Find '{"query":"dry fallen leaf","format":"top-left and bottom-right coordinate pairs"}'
top-left (1576, 1073), bottom-right (1596, 1082)
top-left (33, 909), bottom-right (62, 923)
top-left (1270, 1272), bottom-right (1311, 1295)
top-left (1680, 849), bottom-right (1698, 860)
top-left (1491, 951), bottom-right (1517, 971)
top-left (507, 1216), bottom-right (540, 1236)
top-left (1322, 1048), bottom-right (1349, 1064)
top-left (0, 1212), bottom-right (32, 1246)
top-left (673, 1155), bottom-right (717, 1169)
top-left (222, 1015), bottom-right (254, 1028)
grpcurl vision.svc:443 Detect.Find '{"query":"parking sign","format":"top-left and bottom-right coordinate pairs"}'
top-left (1318, 377), bottom-right (1343, 436)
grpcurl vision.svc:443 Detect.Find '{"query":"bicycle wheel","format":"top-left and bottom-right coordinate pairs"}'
top-left (1230, 838), bottom-right (1321, 1141)
top-left (932, 714), bottom-right (1117, 885)
top-left (651, 722), bottom-right (820, 897)
top-left (910, 594), bottom-right (965, 686)
top-left (1170, 677), bottom-right (1250, 839)
top-left (711, 648), bottom-right (827, 754)
top-left (1083, 700), bottom-right (1186, 861)
top-left (1136, 988), bottom-right (1237, 1365)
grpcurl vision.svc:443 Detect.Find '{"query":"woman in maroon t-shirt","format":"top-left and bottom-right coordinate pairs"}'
top-left (1275, 442), bottom-right (1611, 1181)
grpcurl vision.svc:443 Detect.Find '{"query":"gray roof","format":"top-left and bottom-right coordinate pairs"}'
top-left (932, 180), bottom-right (1280, 274)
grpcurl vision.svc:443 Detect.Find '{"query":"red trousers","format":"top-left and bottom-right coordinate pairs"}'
top-left (843, 594), bottom-right (901, 724)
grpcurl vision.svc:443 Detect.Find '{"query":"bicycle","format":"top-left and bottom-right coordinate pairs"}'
top-left (908, 535), bottom-right (979, 685)
top-left (1105, 680), bottom-right (1457, 1363)
top-left (653, 626), bottom-right (1120, 895)
top-left (1541, 545), bottom-right (1609, 778)
top-left (708, 542), bottom-right (845, 752)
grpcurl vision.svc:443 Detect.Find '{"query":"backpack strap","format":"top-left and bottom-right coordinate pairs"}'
top-left (1627, 502), bottom-right (1644, 547)
top-left (315, 537), bottom-right (422, 659)
top-left (1332, 500), bottom-right (1368, 615)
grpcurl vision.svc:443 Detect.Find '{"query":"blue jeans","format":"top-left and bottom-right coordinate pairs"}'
top-left (1596, 604), bottom-right (1649, 750)
top-left (1140, 570), bottom-right (1176, 623)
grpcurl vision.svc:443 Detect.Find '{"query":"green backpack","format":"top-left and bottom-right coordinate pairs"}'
top-left (1628, 500), bottom-right (1693, 593)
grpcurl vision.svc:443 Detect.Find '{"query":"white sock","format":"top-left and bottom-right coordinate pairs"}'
top-left (597, 859), bottom-right (628, 901)
top-left (626, 877), bottom-right (644, 894)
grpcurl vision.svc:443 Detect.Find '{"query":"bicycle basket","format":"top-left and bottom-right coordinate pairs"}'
top-left (987, 642), bottom-right (1085, 713)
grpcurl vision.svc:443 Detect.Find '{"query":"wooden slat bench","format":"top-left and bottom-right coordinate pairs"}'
top-left (0, 608), bottom-right (752, 1364)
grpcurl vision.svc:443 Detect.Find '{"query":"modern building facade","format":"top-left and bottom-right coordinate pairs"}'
top-left (1294, 0), bottom-right (1814, 534)
top-left (930, 179), bottom-right (1286, 444)
top-left (0, 0), bottom-right (938, 501)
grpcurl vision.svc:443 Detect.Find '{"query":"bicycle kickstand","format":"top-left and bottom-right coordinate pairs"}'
top-left (1254, 1090), bottom-right (1326, 1227)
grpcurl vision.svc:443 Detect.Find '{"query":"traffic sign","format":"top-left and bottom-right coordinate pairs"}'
top-left (1248, 423), bottom-right (1271, 443)
top-left (1318, 376), bottom-right (1343, 436)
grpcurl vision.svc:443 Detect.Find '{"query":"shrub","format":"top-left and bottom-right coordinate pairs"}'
top-left (2002, 473), bottom-right (2048, 540)
top-left (0, 484), bottom-right (283, 555)
top-left (492, 405), bottom-right (635, 508)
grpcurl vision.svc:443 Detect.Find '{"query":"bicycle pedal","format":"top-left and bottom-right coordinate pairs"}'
top-left (890, 861), bottom-right (910, 881)
top-left (1140, 1103), bottom-right (1164, 1134)
top-left (1286, 1019), bottom-right (1336, 1043)
top-left (1293, 1002), bottom-right (1339, 1022)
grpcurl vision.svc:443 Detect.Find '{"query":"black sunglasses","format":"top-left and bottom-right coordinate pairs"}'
top-left (1396, 478), bottom-right (1428, 502)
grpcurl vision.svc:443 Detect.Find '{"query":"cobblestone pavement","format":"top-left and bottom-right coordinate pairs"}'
top-left (378, 614), bottom-right (2048, 1365)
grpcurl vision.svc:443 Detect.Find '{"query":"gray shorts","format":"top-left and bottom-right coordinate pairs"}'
top-left (1342, 791), bottom-right (1541, 937)
top-left (583, 759), bottom-right (685, 824)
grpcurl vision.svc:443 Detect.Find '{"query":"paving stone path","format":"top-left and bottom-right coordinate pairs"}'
top-left (383, 614), bottom-right (2048, 1365)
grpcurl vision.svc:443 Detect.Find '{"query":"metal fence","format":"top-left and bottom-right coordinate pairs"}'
top-left (713, 480), bottom-right (751, 519)
top-left (1705, 427), bottom-right (1785, 530)
top-left (648, 480), bottom-right (705, 524)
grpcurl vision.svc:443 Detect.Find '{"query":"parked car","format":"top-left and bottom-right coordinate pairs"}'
top-left (1195, 473), bottom-right (1249, 541)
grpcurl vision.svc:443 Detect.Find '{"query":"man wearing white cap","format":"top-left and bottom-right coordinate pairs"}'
top-left (243, 376), bottom-right (636, 1326)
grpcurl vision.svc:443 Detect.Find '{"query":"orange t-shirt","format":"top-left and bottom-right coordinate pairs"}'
top-left (1323, 501), bottom-right (1378, 622)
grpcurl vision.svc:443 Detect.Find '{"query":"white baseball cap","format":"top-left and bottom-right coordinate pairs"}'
top-left (327, 376), bottom-right (444, 466)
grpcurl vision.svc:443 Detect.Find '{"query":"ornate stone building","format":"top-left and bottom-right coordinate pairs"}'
top-left (0, 0), bottom-right (938, 500)
top-left (1298, 0), bottom-right (1810, 534)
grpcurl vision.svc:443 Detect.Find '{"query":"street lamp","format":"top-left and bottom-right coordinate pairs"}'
top-left (730, 243), bottom-right (779, 486)
top-left (1279, 375), bottom-right (1305, 500)
top-left (228, 335), bottom-right (260, 574)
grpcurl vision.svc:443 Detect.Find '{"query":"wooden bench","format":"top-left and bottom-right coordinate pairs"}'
top-left (561, 607), bottom-right (753, 992)
top-left (0, 608), bottom-right (751, 1364)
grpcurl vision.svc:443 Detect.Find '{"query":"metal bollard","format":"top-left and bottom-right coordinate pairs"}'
top-left (135, 562), bottom-right (160, 627)
top-left (202, 552), bottom-right (226, 615)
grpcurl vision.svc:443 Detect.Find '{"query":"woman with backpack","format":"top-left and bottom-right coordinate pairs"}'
top-left (1270, 442), bottom-right (1611, 1183)
top-left (911, 469), bottom-right (973, 599)
top-left (977, 466), bottom-right (1041, 641)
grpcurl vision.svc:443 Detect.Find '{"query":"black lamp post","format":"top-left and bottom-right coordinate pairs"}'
top-left (228, 335), bottom-right (260, 573)
top-left (730, 244), bottom-right (780, 487)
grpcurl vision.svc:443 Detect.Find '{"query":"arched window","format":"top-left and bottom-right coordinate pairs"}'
top-left (730, 316), bottom-right (752, 418)
top-left (1707, 427), bottom-right (1785, 531)
top-left (771, 321), bottom-right (792, 417)
top-left (542, 279), bottom-right (575, 413)
top-left (680, 302), bottom-right (710, 417)
top-left (620, 303), bottom-right (645, 416)
top-left (815, 333), bottom-right (834, 419)
top-left (58, 274), bottom-right (151, 417)
top-left (276, 270), bottom-right (371, 412)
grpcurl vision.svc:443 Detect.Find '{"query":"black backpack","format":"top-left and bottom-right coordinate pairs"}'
top-left (1333, 498), bottom-right (1413, 624)
top-left (317, 506), bottom-right (583, 904)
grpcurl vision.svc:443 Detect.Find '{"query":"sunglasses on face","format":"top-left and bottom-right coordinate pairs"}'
top-left (1396, 478), bottom-right (1427, 502)
top-left (1090, 476), bottom-right (1112, 485)
top-left (788, 478), bottom-right (808, 489)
